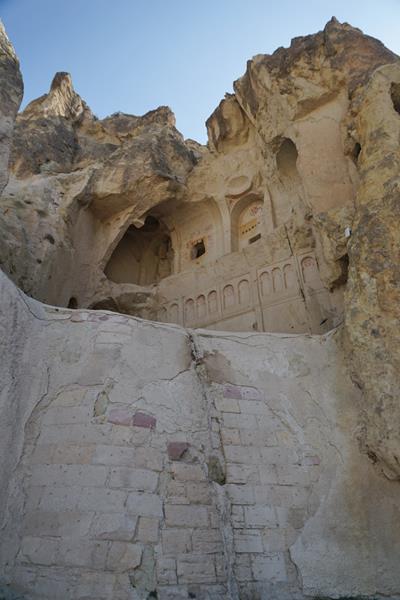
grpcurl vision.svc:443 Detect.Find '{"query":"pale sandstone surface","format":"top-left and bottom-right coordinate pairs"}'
top-left (0, 22), bottom-right (23, 194)
top-left (1, 16), bottom-right (400, 599)
top-left (0, 70), bottom-right (197, 313)
top-left (1, 270), bottom-right (400, 600)
top-left (6, 18), bottom-right (398, 334)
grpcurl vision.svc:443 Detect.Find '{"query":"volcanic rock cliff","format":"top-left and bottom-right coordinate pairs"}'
top-left (1, 16), bottom-right (400, 600)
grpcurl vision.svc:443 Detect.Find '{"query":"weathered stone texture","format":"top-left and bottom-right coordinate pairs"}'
top-left (1, 270), bottom-right (400, 599)
top-left (344, 62), bottom-right (400, 478)
top-left (1, 14), bottom-right (400, 600)
top-left (0, 21), bottom-right (23, 194)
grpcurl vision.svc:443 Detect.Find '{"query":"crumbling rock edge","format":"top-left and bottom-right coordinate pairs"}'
top-left (1, 16), bottom-right (400, 599)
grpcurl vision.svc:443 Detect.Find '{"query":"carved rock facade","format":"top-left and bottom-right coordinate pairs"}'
top-left (1, 16), bottom-right (400, 600)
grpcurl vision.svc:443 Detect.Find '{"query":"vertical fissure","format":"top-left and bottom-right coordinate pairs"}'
top-left (187, 330), bottom-right (240, 600)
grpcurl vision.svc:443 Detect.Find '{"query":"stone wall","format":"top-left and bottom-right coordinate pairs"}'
top-left (1, 270), bottom-right (400, 600)
top-left (156, 250), bottom-right (341, 334)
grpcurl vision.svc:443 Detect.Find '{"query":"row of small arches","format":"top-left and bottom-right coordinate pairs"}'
top-left (185, 279), bottom-right (251, 323)
top-left (260, 256), bottom-right (319, 296)
top-left (157, 256), bottom-right (320, 324)
top-left (260, 263), bottom-right (297, 296)
top-left (158, 279), bottom-right (252, 324)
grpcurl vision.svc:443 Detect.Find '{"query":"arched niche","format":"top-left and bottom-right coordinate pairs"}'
top-left (238, 279), bottom-right (250, 305)
top-left (283, 263), bottom-right (297, 290)
top-left (272, 267), bottom-right (284, 292)
top-left (104, 215), bottom-right (173, 286)
top-left (271, 137), bottom-right (302, 227)
top-left (184, 298), bottom-right (195, 324)
top-left (260, 271), bottom-right (271, 296)
top-left (208, 290), bottom-right (218, 314)
top-left (169, 303), bottom-right (179, 323)
top-left (276, 137), bottom-right (300, 180)
top-left (230, 194), bottom-right (264, 252)
top-left (223, 284), bottom-right (235, 309)
top-left (301, 255), bottom-right (321, 290)
top-left (67, 296), bottom-right (78, 309)
top-left (158, 307), bottom-right (167, 322)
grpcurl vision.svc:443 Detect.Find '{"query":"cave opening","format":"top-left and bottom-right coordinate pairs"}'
top-left (351, 142), bottom-right (362, 164)
top-left (391, 82), bottom-right (400, 115)
top-left (331, 253), bottom-right (349, 289)
top-left (191, 239), bottom-right (206, 259)
top-left (104, 215), bottom-right (173, 286)
top-left (67, 296), bottom-right (78, 309)
top-left (276, 138), bottom-right (299, 179)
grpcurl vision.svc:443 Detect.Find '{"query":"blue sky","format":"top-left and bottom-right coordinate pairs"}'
top-left (1, 0), bottom-right (399, 142)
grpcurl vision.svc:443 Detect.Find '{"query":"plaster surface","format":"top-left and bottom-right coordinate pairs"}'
top-left (1, 270), bottom-right (399, 600)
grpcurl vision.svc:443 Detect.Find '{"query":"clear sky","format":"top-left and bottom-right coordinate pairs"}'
top-left (1, 0), bottom-right (399, 143)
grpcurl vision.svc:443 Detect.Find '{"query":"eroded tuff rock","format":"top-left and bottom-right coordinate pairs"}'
top-left (0, 72), bottom-right (197, 312)
top-left (1, 16), bottom-right (400, 599)
top-left (2, 18), bottom-right (397, 328)
top-left (345, 62), bottom-right (400, 478)
top-left (0, 21), bottom-right (23, 194)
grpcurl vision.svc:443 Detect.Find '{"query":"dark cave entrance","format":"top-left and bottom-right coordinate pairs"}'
top-left (104, 216), bottom-right (173, 286)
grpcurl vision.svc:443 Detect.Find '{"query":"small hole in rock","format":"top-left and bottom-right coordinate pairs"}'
top-left (191, 239), bottom-right (206, 259)
top-left (391, 82), bottom-right (400, 115)
top-left (68, 297), bottom-right (78, 309)
top-left (331, 254), bottom-right (349, 289)
top-left (249, 233), bottom-right (261, 244)
top-left (351, 142), bottom-right (361, 164)
top-left (44, 233), bottom-right (55, 244)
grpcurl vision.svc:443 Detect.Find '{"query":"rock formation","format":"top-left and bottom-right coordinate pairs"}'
top-left (1, 15), bottom-right (400, 600)
top-left (0, 21), bottom-right (23, 194)
top-left (345, 62), bottom-right (400, 478)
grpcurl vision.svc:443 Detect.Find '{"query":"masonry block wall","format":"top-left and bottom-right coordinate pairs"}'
top-left (1, 270), bottom-right (400, 600)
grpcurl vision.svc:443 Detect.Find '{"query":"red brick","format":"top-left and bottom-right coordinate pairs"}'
top-left (167, 442), bottom-right (189, 460)
top-left (223, 385), bottom-right (242, 400)
top-left (132, 412), bottom-right (156, 429)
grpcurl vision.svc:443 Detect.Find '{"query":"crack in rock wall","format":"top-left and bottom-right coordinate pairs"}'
top-left (1, 270), bottom-right (400, 600)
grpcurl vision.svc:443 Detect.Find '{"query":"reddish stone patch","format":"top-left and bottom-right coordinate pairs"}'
top-left (132, 412), bottom-right (156, 429)
top-left (107, 408), bottom-right (133, 426)
top-left (223, 385), bottom-right (242, 400)
top-left (167, 442), bottom-right (189, 460)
